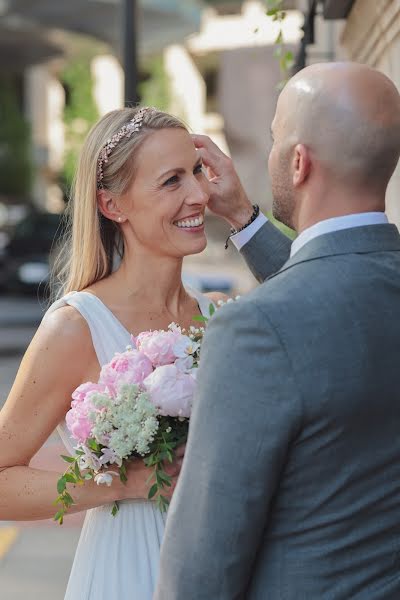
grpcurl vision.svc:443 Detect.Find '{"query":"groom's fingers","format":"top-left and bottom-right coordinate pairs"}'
top-left (192, 134), bottom-right (231, 178)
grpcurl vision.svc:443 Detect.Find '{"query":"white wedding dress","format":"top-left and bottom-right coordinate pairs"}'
top-left (45, 289), bottom-right (212, 600)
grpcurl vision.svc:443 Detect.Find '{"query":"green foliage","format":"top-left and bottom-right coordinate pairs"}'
top-left (60, 56), bottom-right (99, 188)
top-left (266, 0), bottom-right (294, 83)
top-left (144, 417), bottom-right (189, 512)
top-left (0, 79), bottom-right (32, 198)
top-left (139, 56), bottom-right (170, 110)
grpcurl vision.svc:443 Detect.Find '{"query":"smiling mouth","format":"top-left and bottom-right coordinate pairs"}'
top-left (173, 214), bottom-right (204, 229)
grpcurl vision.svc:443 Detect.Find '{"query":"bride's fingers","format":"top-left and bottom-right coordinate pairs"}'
top-left (174, 444), bottom-right (186, 459)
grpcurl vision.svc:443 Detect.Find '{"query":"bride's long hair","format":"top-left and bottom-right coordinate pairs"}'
top-left (51, 107), bottom-right (186, 300)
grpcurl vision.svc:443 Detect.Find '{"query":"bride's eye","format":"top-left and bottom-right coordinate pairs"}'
top-left (193, 163), bottom-right (203, 175)
top-left (163, 175), bottom-right (179, 186)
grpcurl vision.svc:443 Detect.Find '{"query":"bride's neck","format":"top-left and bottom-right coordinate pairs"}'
top-left (112, 249), bottom-right (187, 312)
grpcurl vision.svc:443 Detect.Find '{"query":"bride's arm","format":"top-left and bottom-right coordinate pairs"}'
top-left (0, 307), bottom-right (156, 521)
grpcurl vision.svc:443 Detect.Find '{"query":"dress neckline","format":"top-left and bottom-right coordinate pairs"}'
top-left (76, 288), bottom-right (212, 338)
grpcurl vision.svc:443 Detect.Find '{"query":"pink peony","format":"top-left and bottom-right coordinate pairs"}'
top-left (143, 364), bottom-right (196, 418)
top-left (66, 382), bottom-right (107, 442)
top-left (71, 381), bottom-right (105, 402)
top-left (99, 349), bottom-right (153, 389)
top-left (135, 330), bottom-right (182, 367)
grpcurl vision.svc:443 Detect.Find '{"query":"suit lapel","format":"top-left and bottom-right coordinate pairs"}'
top-left (267, 224), bottom-right (400, 282)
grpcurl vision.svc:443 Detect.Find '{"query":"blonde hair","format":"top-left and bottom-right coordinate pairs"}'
top-left (51, 107), bottom-right (187, 300)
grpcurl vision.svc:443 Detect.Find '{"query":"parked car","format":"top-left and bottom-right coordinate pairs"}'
top-left (0, 210), bottom-right (64, 295)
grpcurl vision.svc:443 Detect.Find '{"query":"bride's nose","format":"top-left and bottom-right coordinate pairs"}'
top-left (186, 178), bottom-right (209, 206)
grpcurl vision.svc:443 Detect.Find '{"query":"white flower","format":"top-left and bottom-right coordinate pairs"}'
top-left (173, 336), bottom-right (199, 358)
top-left (175, 355), bottom-right (194, 372)
top-left (77, 446), bottom-right (102, 471)
top-left (94, 471), bottom-right (119, 486)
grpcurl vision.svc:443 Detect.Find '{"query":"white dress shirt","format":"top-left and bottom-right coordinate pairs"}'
top-left (290, 212), bottom-right (388, 257)
top-left (231, 212), bottom-right (388, 257)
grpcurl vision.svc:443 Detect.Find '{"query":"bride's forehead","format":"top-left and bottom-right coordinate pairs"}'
top-left (136, 129), bottom-right (197, 171)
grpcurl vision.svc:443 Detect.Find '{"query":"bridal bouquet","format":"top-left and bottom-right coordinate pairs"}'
top-left (54, 310), bottom-right (216, 524)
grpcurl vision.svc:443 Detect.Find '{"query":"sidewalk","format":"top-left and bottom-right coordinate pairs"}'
top-left (0, 296), bottom-right (83, 598)
top-left (0, 438), bottom-right (84, 599)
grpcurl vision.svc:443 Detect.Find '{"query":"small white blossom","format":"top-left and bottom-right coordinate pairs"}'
top-left (94, 471), bottom-right (119, 486)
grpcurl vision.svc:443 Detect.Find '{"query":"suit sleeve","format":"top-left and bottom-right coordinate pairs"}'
top-left (154, 299), bottom-right (303, 600)
top-left (240, 220), bottom-right (292, 282)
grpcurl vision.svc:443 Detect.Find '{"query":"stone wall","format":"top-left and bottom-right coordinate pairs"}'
top-left (341, 0), bottom-right (400, 224)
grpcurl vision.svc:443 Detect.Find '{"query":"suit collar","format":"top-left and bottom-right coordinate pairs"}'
top-left (269, 224), bottom-right (400, 280)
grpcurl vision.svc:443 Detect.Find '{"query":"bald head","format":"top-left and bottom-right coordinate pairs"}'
top-left (275, 62), bottom-right (400, 190)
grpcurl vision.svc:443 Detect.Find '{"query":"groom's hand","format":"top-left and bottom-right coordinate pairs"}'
top-left (192, 134), bottom-right (254, 230)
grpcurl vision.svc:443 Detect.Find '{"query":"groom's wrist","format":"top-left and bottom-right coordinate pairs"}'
top-left (226, 202), bottom-right (254, 230)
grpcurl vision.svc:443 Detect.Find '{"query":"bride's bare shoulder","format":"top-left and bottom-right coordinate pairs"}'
top-left (38, 304), bottom-right (92, 351)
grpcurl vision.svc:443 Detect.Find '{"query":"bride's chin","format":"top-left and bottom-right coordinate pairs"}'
top-left (182, 237), bottom-right (208, 257)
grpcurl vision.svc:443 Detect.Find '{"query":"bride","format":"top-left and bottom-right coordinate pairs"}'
top-left (0, 106), bottom-right (228, 599)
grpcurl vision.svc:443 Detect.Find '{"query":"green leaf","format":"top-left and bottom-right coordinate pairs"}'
top-left (111, 502), bottom-right (119, 517)
top-left (63, 492), bottom-right (75, 507)
top-left (84, 473), bottom-right (93, 480)
top-left (64, 474), bottom-right (77, 484)
top-left (57, 477), bottom-right (67, 494)
top-left (88, 438), bottom-right (100, 452)
top-left (74, 462), bottom-right (81, 479)
top-left (119, 463), bottom-right (128, 483)
top-left (193, 315), bottom-right (208, 323)
top-left (208, 303), bottom-right (215, 317)
top-left (156, 470), bottom-right (172, 484)
top-left (148, 483), bottom-right (158, 499)
top-left (61, 455), bottom-right (75, 463)
top-left (54, 511), bottom-right (64, 525)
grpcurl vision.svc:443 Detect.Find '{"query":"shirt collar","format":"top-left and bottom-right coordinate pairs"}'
top-left (290, 212), bottom-right (389, 258)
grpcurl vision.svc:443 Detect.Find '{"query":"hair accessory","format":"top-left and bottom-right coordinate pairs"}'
top-left (225, 204), bottom-right (260, 249)
top-left (97, 107), bottom-right (152, 188)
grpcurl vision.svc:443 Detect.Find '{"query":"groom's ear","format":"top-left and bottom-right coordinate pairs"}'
top-left (292, 144), bottom-right (311, 188)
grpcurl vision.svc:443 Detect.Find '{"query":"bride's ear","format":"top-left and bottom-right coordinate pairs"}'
top-left (97, 189), bottom-right (126, 224)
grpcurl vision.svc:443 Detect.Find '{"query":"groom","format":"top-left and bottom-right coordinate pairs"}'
top-left (154, 62), bottom-right (400, 599)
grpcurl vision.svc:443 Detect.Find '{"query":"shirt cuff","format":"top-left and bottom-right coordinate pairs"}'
top-left (230, 213), bottom-right (268, 250)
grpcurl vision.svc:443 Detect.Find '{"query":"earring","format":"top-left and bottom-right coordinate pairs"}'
top-left (117, 216), bottom-right (122, 222)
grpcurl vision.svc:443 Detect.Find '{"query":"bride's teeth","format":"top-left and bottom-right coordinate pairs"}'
top-left (174, 215), bottom-right (204, 228)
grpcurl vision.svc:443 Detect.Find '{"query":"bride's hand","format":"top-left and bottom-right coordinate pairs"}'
top-left (117, 444), bottom-right (186, 501)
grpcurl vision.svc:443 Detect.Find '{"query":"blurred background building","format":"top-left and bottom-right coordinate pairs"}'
top-left (0, 0), bottom-right (399, 295)
top-left (1, 3), bottom-right (400, 597)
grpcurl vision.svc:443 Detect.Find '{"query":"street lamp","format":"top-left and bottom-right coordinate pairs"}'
top-left (122, 0), bottom-right (139, 105)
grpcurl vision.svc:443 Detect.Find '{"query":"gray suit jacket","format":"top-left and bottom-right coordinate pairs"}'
top-left (154, 221), bottom-right (400, 600)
